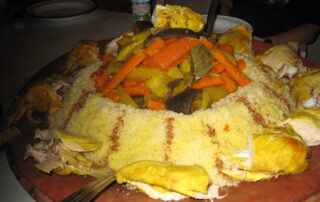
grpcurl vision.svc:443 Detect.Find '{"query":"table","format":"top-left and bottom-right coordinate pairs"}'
top-left (0, 8), bottom-right (133, 201)
top-left (1, 6), bottom-right (319, 202)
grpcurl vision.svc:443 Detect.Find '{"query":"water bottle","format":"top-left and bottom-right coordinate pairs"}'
top-left (131, 0), bottom-right (151, 22)
top-left (131, 0), bottom-right (153, 32)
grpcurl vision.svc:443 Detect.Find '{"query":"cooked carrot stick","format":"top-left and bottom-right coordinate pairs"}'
top-left (123, 79), bottom-right (145, 88)
top-left (102, 89), bottom-right (120, 102)
top-left (123, 85), bottom-right (150, 96)
top-left (171, 55), bottom-right (188, 68)
top-left (210, 63), bottom-right (225, 73)
top-left (102, 51), bottom-right (147, 93)
top-left (237, 59), bottom-right (247, 71)
top-left (143, 37), bottom-right (199, 70)
top-left (212, 49), bottom-right (251, 87)
top-left (147, 98), bottom-right (166, 110)
top-left (101, 54), bottom-right (116, 63)
top-left (222, 73), bottom-right (237, 92)
top-left (90, 67), bottom-right (109, 83)
top-left (90, 67), bottom-right (109, 91)
top-left (145, 38), bottom-right (166, 56)
top-left (191, 75), bottom-right (224, 89)
top-left (219, 43), bottom-right (234, 54)
top-left (164, 37), bottom-right (178, 44)
top-left (199, 36), bottom-right (214, 49)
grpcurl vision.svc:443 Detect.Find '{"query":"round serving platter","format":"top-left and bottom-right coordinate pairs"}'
top-left (26, 0), bottom-right (97, 21)
top-left (5, 39), bottom-right (320, 202)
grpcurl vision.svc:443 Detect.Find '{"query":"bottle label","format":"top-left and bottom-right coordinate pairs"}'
top-left (131, 0), bottom-right (150, 16)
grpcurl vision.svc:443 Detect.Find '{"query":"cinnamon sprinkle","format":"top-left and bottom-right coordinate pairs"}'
top-left (164, 117), bottom-right (175, 161)
top-left (215, 158), bottom-right (224, 170)
top-left (62, 90), bottom-right (91, 130)
top-left (99, 110), bottom-right (126, 165)
top-left (103, 110), bottom-right (126, 165)
top-left (110, 113), bottom-right (125, 152)
top-left (262, 83), bottom-right (293, 112)
top-left (223, 124), bottom-right (230, 132)
top-left (206, 124), bottom-right (217, 144)
top-left (237, 96), bottom-right (268, 127)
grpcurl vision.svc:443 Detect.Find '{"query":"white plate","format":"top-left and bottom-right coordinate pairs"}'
top-left (203, 15), bottom-right (253, 34)
top-left (26, 0), bottom-right (96, 21)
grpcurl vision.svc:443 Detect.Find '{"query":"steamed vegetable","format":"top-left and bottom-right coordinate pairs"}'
top-left (147, 98), bottom-right (166, 110)
top-left (190, 45), bottom-right (214, 77)
top-left (117, 86), bottom-right (138, 108)
top-left (116, 29), bottom-right (152, 62)
top-left (221, 73), bottom-right (237, 92)
top-left (89, 33), bottom-right (253, 113)
top-left (102, 50), bottom-right (147, 93)
top-left (123, 85), bottom-right (150, 96)
top-left (145, 38), bottom-right (166, 56)
top-left (171, 75), bottom-right (193, 97)
top-left (236, 59), bottom-right (247, 71)
top-left (218, 24), bottom-right (253, 55)
top-left (212, 49), bottom-right (252, 87)
top-left (166, 89), bottom-right (200, 114)
top-left (143, 38), bottom-right (199, 70)
top-left (191, 75), bottom-right (224, 89)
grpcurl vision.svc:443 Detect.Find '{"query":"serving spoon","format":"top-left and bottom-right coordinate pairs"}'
top-left (61, 172), bottom-right (115, 202)
top-left (148, 0), bottom-right (220, 40)
top-left (203, 0), bottom-right (220, 36)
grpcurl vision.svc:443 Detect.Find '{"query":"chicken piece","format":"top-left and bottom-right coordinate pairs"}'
top-left (34, 129), bottom-right (52, 141)
top-left (256, 42), bottom-right (306, 78)
top-left (1, 78), bottom-right (67, 145)
top-left (218, 24), bottom-right (253, 55)
top-left (64, 40), bottom-right (99, 74)
top-left (116, 160), bottom-right (210, 200)
top-left (152, 4), bottom-right (205, 33)
top-left (221, 126), bottom-right (309, 181)
top-left (11, 78), bottom-right (67, 125)
top-left (290, 69), bottom-right (320, 108)
top-left (25, 129), bottom-right (109, 178)
top-left (25, 143), bottom-right (49, 162)
top-left (282, 108), bottom-right (320, 146)
top-left (26, 81), bottom-right (63, 114)
top-left (53, 129), bottom-right (102, 152)
top-left (0, 77), bottom-right (69, 145)
top-left (19, 80), bottom-right (63, 123)
top-left (105, 35), bottom-right (123, 56)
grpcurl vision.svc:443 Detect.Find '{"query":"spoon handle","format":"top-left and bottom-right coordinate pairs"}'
top-left (61, 175), bottom-right (115, 202)
top-left (204, 0), bottom-right (220, 35)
